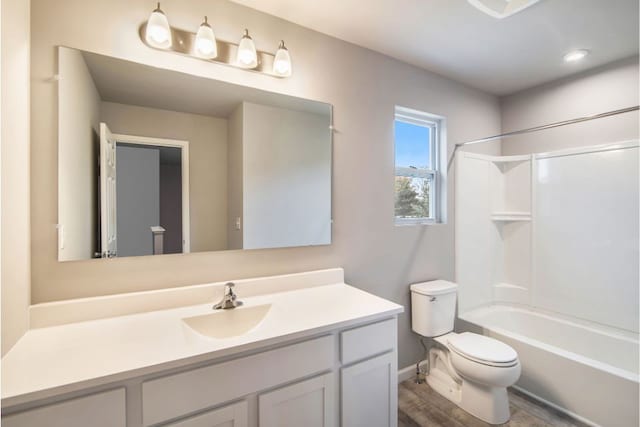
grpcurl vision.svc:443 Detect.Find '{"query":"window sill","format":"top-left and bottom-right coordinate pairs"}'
top-left (394, 218), bottom-right (445, 226)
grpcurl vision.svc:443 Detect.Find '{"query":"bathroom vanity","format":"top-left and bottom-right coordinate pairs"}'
top-left (1, 269), bottom-right (403, 427)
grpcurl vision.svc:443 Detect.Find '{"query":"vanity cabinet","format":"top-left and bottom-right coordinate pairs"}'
top-left (340, 319), bottom-right (398, 427)
top-left (142, 335), bottom-right (334, 425)
top-left (2, 318), bottom-right (398, 427)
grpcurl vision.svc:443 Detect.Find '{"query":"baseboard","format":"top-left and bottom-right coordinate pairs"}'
top-left (398, 365), bottom-right (415, 383)
top-left (512, 385), bottom-right (600, 427)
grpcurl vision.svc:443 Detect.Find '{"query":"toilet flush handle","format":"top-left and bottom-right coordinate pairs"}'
top-left (429, 296), bottom-right (436, 302)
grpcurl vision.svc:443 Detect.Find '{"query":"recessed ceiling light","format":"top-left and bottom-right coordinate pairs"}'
top-left (564, 49), bottom-right (589, 63)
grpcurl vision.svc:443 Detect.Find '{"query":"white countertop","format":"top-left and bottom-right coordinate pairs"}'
top-left (1, 283), bottom-right (403, 407)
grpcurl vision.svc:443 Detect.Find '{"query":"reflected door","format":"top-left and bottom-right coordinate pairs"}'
top-left (100, 122), bottom-right (117, 258)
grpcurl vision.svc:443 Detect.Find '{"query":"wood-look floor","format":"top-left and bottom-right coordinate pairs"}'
top-left (398, 379), bottom-right (590, 427)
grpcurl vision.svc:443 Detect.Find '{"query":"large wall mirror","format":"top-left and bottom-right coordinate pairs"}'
top-left (58, 47), bottom-right (332, 261)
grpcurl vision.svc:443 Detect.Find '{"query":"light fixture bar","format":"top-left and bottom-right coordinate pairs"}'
top-left (139, 23), bottom-right (285, 78)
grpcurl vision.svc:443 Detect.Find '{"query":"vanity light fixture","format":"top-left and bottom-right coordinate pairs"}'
top-left (194, 16), bottom-right (217, 59)
top-left (273, 40), bottom-right (292, 77)
top-left (563, 49), bottom-right (589, 63)
top-left (140, 6), bottom-right (292, 78)
top-left (145, 3), bottom-right (172, 49)
top-left (236, 29), bottom-right (258, 69)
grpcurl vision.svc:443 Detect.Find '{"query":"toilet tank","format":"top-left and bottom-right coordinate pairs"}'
top-left (410, 280), bottom-right (458, 337)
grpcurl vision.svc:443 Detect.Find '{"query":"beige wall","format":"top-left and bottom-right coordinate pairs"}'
top-left (501, 56), bottom-right (639, 155)
top-left (100, 102), bottom-right (228, 252)
top-left (30, 0), bottom-right (501, 368)
top-left (1, 0), bottom-right (30, 355)
top-left (58, 47), bottom-right (101, 261)
top-left (242, 102), bottom-right (331, 249)
top-left (227, 104), bottom-right (243, 250)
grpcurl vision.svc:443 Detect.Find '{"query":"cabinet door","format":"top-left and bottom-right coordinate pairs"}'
top-left (2, 388), bottom-right (126, 427)
top-left (341, 352), bottom-right (397, 427)
top-left (259, 372), bottom-right (335, 427)
top-left (163, 401), bottom-right (247, 427)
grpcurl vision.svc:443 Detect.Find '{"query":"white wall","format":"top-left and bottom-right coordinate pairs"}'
top-left (116, 145), bottom-right (160, 257)
top-left (227, 104), bottom-right (244, 250)
top-left (242, 102), bottom-right (331, 249)
top-left (501, 56), bottom-right (639, 155)
top-left (101, 102), bottom-right (228, 252)
top-left (1, 0), bottom-right (30, 355)
top-left (58, 47), bottom-right (101, 261)
top-left (29, 0), bottom-right (501, 368)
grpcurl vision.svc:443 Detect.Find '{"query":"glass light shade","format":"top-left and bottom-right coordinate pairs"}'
top-left (237, 29), bottom-right (258, 68)
top-left (195, 17), bottom-right (217, 59)
top-left (273, 41), bottom-right (292, 77)
top-left (145, 4), bottom-right (171, 49)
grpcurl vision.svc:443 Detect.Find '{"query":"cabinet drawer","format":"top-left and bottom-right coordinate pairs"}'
top-left (143, 335), bottom-right (334, 426)
top-left (162, 401), bottom-right (248, 427)
top-left (2, 388), bottom-right (126, 427)
top-left (340, 318), bottom-right (396, 365)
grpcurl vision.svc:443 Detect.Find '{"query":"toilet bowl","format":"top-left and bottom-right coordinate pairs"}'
top-left (429, 332), bottom-right (521, 424)
top-left (410, 280), bottom-right (521, 424)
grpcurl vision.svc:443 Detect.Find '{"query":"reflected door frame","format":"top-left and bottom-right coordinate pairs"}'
top-left (113, 133), bottom-right (191, 254)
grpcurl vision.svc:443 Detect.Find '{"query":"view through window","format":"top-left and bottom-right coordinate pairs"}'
top-left (394, 107), bottom-right (443, 224)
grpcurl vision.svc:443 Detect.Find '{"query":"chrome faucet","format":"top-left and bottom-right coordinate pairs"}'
top-left (213, 282), bottom-right (243, 310)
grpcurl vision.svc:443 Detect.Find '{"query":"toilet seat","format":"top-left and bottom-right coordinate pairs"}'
top-left (447, 332), bottom-right (518, 367)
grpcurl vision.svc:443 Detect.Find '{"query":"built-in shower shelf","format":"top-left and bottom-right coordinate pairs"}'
top-left (489, 154), bottom-right (532, 165)
top-left (491, 211), bottom-right (531, 221)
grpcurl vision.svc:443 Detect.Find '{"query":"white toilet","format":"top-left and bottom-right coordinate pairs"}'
top-left (410, 280), bottom-right (521, 425)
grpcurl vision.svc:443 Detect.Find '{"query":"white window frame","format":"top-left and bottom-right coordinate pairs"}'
top-left (394, 106), bottom-right (447, 226)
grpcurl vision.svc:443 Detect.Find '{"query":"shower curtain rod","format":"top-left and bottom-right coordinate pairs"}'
top-left (456, 105), bottom-right (639, 147)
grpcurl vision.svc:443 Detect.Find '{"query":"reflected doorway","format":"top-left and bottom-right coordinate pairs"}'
top-left (99, 123), bottom-right (190, 257)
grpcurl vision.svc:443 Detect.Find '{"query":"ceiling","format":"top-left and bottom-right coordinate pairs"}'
top-left (230, 0), bottom-right (639, 95)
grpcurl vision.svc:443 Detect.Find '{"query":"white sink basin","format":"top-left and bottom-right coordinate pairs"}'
top-left (182, 304), bottom-right (271, 339)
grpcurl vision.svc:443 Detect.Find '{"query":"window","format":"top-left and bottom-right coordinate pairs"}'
top-left (394, 106), bottom-right (446, 225)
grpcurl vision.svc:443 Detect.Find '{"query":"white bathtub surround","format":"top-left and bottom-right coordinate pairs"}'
top-left (459, 305), bottom-right (639, 427)
top-left (456, 140), bottom-right (639, 325)
top-left (455, 140), bottom-right (640, 427)
top-left (2, 268), bottom-right (403, 427)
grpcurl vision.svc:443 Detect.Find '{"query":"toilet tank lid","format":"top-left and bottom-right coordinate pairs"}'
top-left (410, 280), bottom-right (458, 296)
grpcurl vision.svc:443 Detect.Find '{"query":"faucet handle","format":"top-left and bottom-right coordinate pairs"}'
top-left (224, 282), bottom-right (235, 294)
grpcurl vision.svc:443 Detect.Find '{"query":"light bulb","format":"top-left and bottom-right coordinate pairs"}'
top-left (145, 3), bottom-right (172, 49)
top-left (563, 49), bottom-right (589, 63)
top-left (195, 16), bottom-right (217, 59)
top-left (236, 29), bottom-right (258, 68)
top-left (273, 40), bottom-right (292, 77)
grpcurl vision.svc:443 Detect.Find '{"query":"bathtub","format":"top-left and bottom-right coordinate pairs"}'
top-left (458, 305), bottom-right (639, 427)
